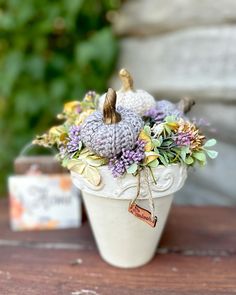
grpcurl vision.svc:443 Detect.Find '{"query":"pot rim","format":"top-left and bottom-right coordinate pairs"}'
top-left (71, 163), bottom-right (188, 200)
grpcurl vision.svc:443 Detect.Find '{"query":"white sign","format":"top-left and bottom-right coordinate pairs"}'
top-left (8, 174), bottom-right (81, 231)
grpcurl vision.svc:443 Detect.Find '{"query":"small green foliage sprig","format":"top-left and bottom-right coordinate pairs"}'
top-left (138, 116), bottom-right (217, 170)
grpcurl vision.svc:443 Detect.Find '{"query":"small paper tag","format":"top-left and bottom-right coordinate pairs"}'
top-left (128, 202), bottom-right (157, 228)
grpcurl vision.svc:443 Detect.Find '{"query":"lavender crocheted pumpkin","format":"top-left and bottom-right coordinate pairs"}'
top-left (81, 90), bottom-right (143, 158)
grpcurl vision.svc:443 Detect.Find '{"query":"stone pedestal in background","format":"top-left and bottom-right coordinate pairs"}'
top-left (111, 0), bottom-right (236, 205)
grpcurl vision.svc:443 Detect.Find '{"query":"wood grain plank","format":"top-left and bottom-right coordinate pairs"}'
top-left (1, 199), bottom-right (236, 295)
top-left (160, 206), bottom-right (236, 252)
top-left (0, 246), bottom-right (235, 295)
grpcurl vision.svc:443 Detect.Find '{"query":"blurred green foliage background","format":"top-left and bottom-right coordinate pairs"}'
top-left (0, 0), bottom-right (119, 194)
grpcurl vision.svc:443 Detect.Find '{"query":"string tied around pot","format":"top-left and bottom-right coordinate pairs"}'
top-left (128, 168), bottom-right (157, 228)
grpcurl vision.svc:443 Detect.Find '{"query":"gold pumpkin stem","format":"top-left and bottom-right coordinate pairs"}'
top-left (119, 68), bottom-right (134, 92)
top-left (103, 88), bottom-right (121, 124)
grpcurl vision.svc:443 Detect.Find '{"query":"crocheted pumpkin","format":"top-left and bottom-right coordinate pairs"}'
top-left (81, 88), bottom-right (143, 158)
top-left (156, 97), bottom-right (195, 117)
top-left (98, 69), bottom-right (156, 116)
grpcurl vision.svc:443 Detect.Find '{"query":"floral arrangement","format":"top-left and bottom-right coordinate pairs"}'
top-left (34, 70), bottom-right (217, 186)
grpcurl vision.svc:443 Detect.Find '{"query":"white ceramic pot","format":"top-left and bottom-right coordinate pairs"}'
top-left (71, 164), bottom-right (187, 268)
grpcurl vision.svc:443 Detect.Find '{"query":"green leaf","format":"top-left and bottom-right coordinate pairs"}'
top-left (166, 152), bottom-right (175, 159)
top-left (184, 156), bottom-right (194, 165)
top-left (143, 125), bottom-right (151, 135)
top-left (180, 149), bottom-right (187, 161)
top-left (163, 152), bottom-right (170, 164)
top-left (165, 115), bottom-right (176, 123)
top-left (172, 147), bottom-right (181, 155)
top-left (192, 151), bottom-right (206, 162)
top-left (126, 163), bottom-right (138, 174)
top-left (164, 125), bottom-right (171, 135)
top-left (152, 139), bottom-right (161, 147)
top-left (206, 150), bottom-right (218, 159)
top-left (144, 152), bottom-right (159, 164)
top-left (159, 154), bottom-right (168, 166)
top-left (180, 146), bottom-right (190, 161)
top-left (161, 139), bottom-right (173, 147)
top-left (183, 146), bottom-right (190, 153)
top-left (204, 139), bottom-right (217, 148)
top-left (198, 160), bottom-right (206, 167)
top-left (154, 147), bottom-right (160, 154)
top-left (148, 159), bottom-right (159, 168)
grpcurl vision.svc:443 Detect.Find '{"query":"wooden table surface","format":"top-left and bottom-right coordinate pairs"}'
top-left (0, 198), bottom-right (235, 295)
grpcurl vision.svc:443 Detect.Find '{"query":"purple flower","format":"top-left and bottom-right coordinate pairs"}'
top-left (66, 125), bottom-right (82, 154)
top-left (174, 131), bottom-right (192, 147)
top-left (108, 140), bottom-right (145, 177)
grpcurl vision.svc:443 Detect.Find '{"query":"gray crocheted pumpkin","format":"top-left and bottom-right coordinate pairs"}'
top-left (81, 88), bottom-right (143, 158)
top-left (98, 69), bottom-right (156, 116)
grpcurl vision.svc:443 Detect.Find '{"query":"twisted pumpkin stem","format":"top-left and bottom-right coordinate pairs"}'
top-left (119, 68), bottom-right (134, 92)
top-left (178, 96), bottom-right (195, 113)
top-left (103, 88), bottom-right (121, 124)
